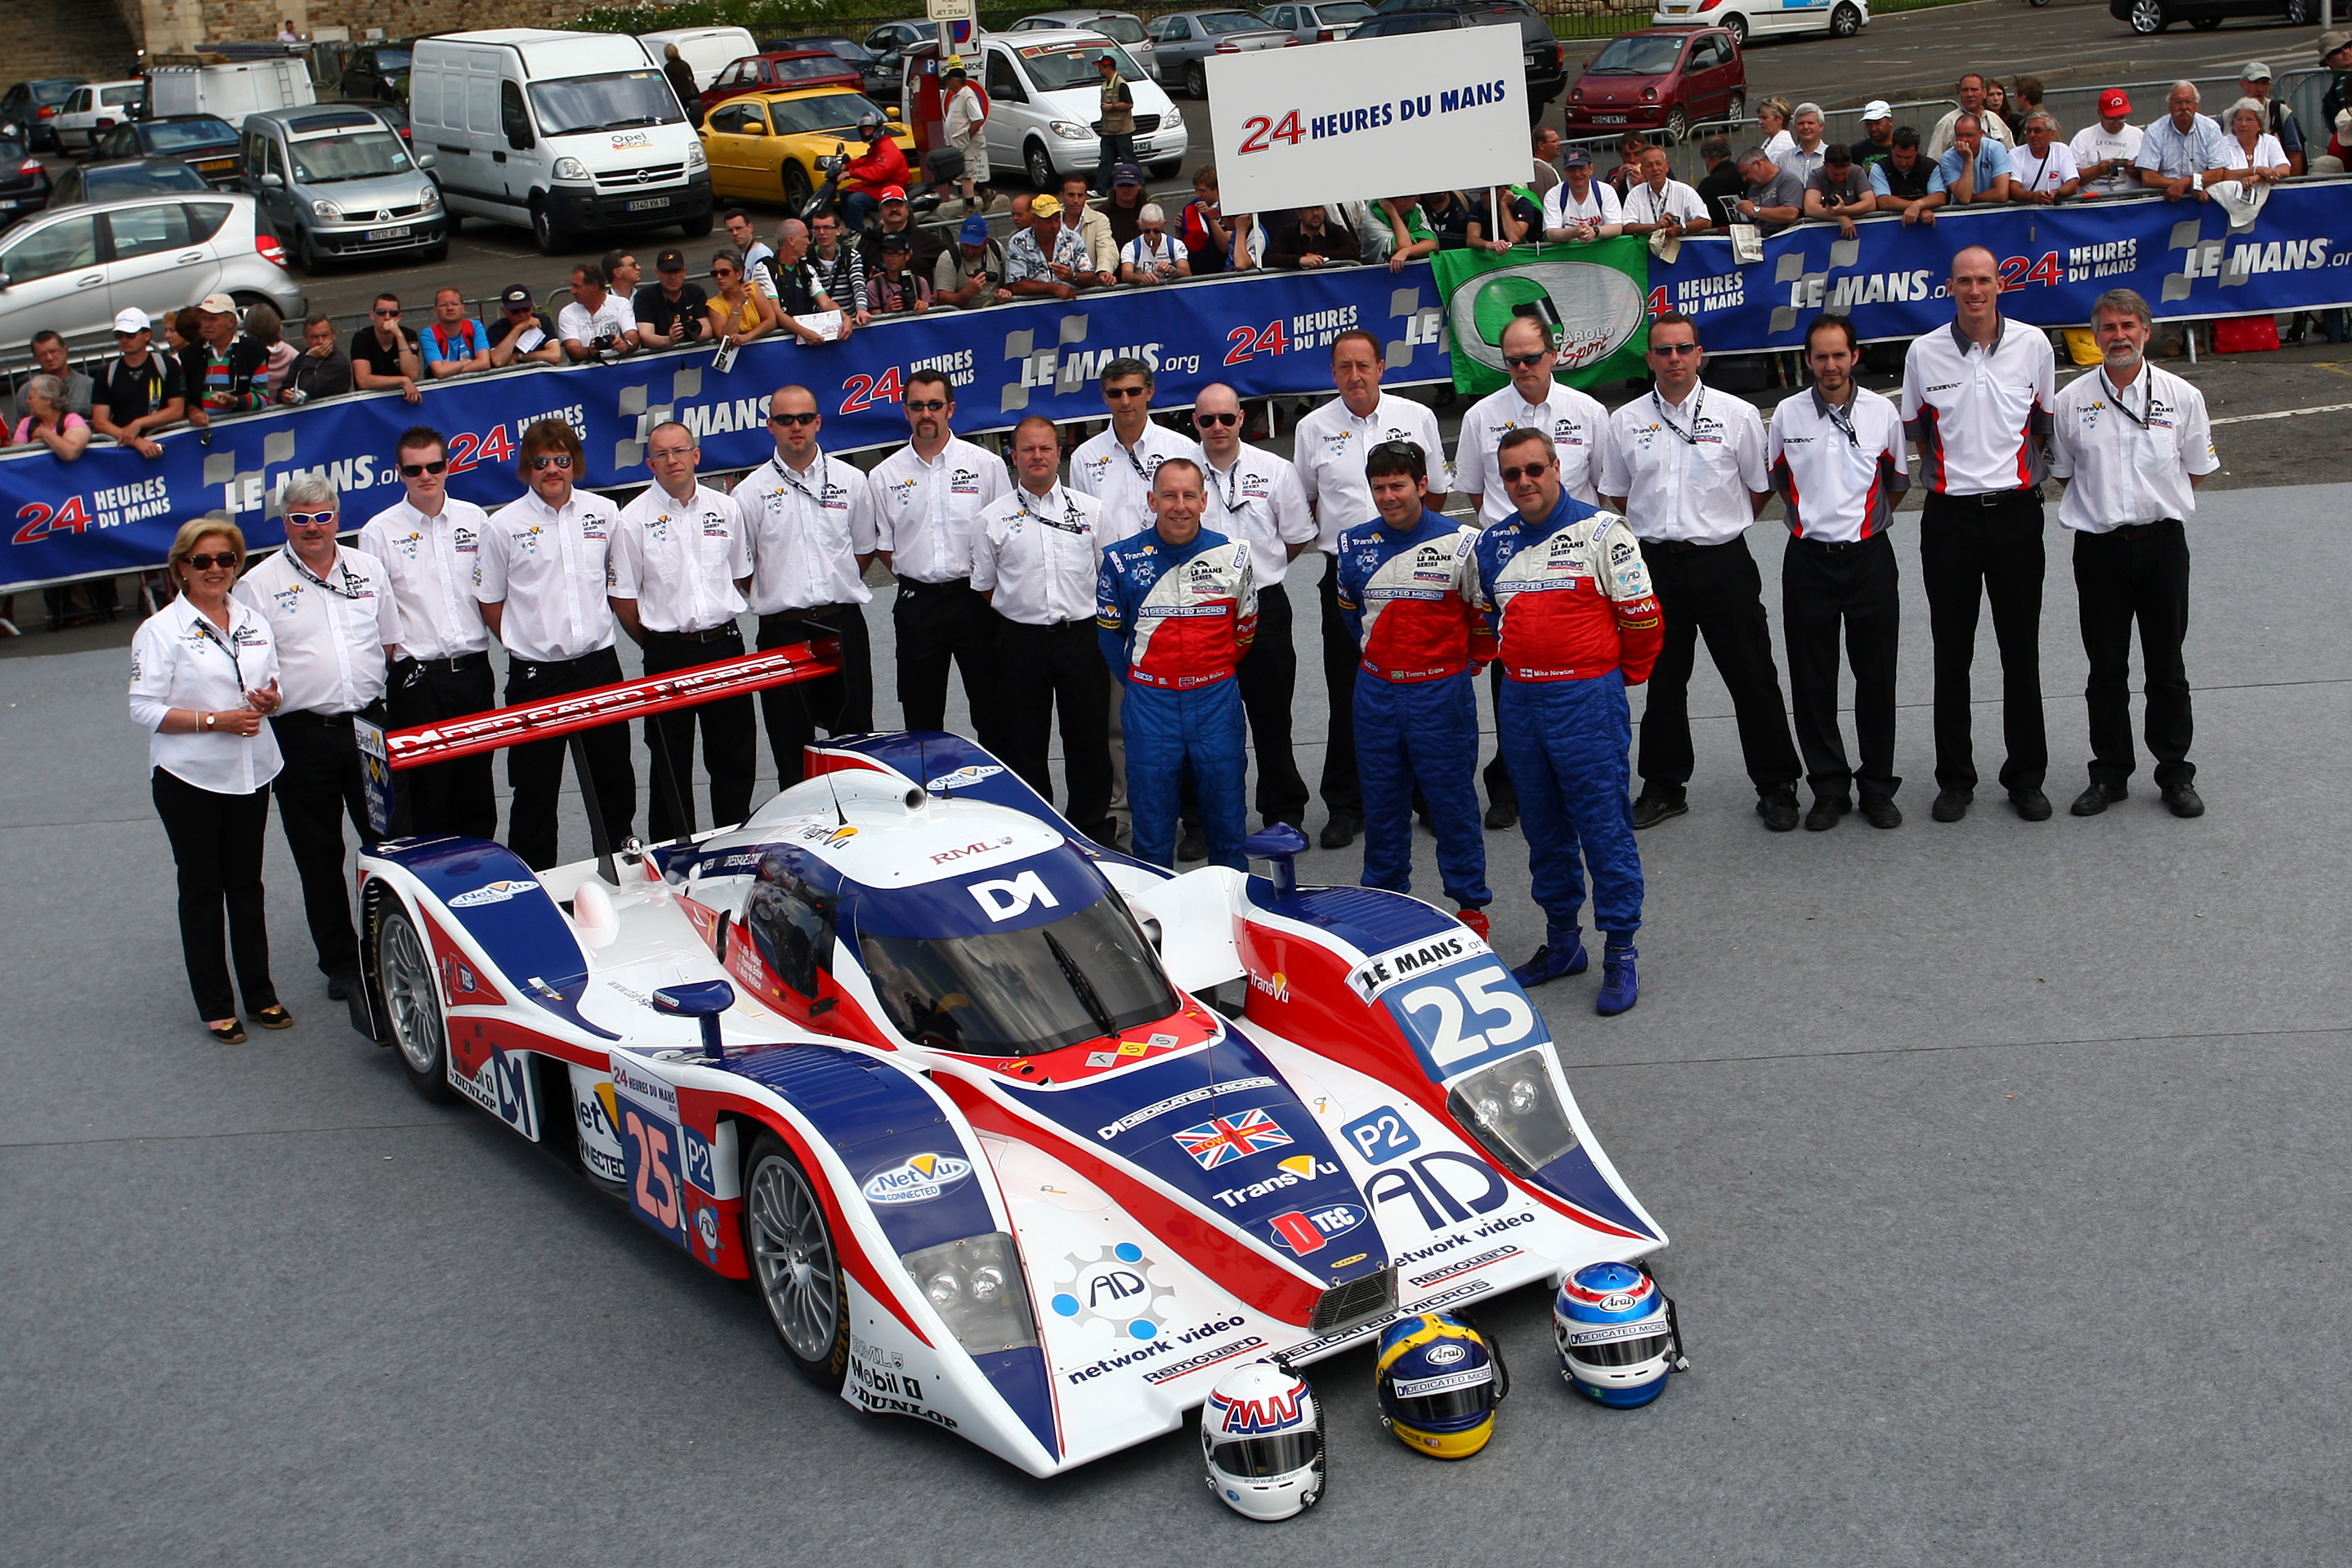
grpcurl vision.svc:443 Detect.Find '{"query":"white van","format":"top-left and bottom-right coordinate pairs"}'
top-left (640, 25), bottom-right (760, 91)
top-left (407, 29), bottom-right (714, 256)
top-left (145, 60), bottom-right (316, 123)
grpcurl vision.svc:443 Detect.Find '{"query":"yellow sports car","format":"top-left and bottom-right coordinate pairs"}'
top-left (700, 87), bottom-right (917, 210)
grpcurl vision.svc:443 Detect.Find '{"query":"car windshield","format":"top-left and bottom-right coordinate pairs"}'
top-left (528, 69), bottom-right (684, 136)
top-left (1587, 35), bottom-right (1684, 74)
top-left (90, 163), bottom-right (204, 195)
top-left (769, 92), bottom-right (889, 135)
top-left (858, 892), bottom-right (1175, 1056)
top-left (34, 81), bottom-right (79, 105)
top-left (1088, 16), bottom-right (1147, 42)
top-left (289, 128), bottom-right (411, 181)
top-left (145, 118), bottom-right (237, 151)
top-left (1199, 11), bottom-right (1271, 32)
top-left (373, 49), bottom-right (413, 70)
top-left (1018, 42), bottom-right (1146, 88)
top-left (773, 55), bottom-right (856, 83)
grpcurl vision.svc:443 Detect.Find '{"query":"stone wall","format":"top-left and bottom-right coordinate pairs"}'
top-left (0, 0), bottom-right (141, 78)
top-left (110, 0), bottom-right (583, 57)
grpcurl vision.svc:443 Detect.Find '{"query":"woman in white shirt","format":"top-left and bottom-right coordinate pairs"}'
top-left (129, 519), bottom-right (290, 1042)
top-left (1757, 99), bottom-right (1796, 164)
top-left (2220, 98), bottom-right (2292, 184)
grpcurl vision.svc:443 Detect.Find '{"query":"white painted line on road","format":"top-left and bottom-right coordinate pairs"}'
top-left (2211, 401), bottom-right (2352, 427)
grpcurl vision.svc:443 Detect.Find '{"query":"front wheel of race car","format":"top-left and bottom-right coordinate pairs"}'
top-left (745, 1132), bottom-right (851, 1390)
top-left (378, 905), bottom-right (457, 1103)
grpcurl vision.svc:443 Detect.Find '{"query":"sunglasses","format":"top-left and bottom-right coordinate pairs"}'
top-left (905, 398), bottom-right (949, 412)
top-left (1499, 460), bottom-right (1554, 483)
top-left (769, 410), bottom-right (819, 427)
top-left (1371, 440), bottom-right (1422, 460)
top-left (184, 552), bottom-right (239, 570)
top-left (1195, 411), bottom-right (1240, 427)
top-left (1503, 351), bottom-right (1551, 369)
top-left (1650, 342), bottom-right (1701, 357)
top-left (373, 306), bottom-right (402, 318)
top-left (284, 510), bottom-right (338, 529)
top-left (530, 453), bottom-right (574, 471)
top-left (399, 458), bottom-right (448, 476)
top-left (1103, 386), bottom-right (1147, 400)
top-left (710, 267), bottom-right (737, 279)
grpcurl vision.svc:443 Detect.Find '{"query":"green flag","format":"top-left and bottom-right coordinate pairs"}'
top-left (1430, 236), bottom-right (1652, 396)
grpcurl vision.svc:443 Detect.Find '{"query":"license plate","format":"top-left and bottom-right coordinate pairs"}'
top-left (365, 225), bottom-right (412, 241)
top-left (0, 199), bottom-right (17, 209)
top-left (1593, 114), bottom-right (1627, 124)
top-left (198, 158), bottom-right (235, 170)
top-left (626, 195), bottom-right (670, 212)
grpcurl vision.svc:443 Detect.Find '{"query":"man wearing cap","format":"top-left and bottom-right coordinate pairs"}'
top-left (418, 286), bottom-right (491, 378)
top-left (1102, 163), bottom-right (1150, 249)
top-left (2070, 90), bottom-right (2145, 196)
top-left (868, 230), bottom-right (931, 313)
top-left (92, 308), bottom-right (183, 458)
top-left (840, 114), bottom-right (911, 230)
top-left (1929, 73), bottom-right (2014, 158)
top-left (935, 212), bottom-right (1005, 307)
top-left (1093, 51), bottom-right (1136, 196)
top-left (347, 292), bottom-right (423, 404)
top-left (487, 285), bottom-right (563, 366)
top-left (1855, 101), bottom-right (1897, 169)
top-left (942, 61), bottom-right (992, 215)
top-left (179, 293), bottom-right (271, 428)
top-left (1542, 147), bottom-right (1623, 242)
top-left (859, 185), bottom-right (943, 281)
top-left (2136, 81), bottom-right (2233, 201)
top-left (2239, 61), bottom-right (2304, 176)
top-left (2321, 31), bottom-right (2352, 138)
top-left (999, 194), bottom-right (1089, 302)
top-left (559, 262), bottom-right (641, 361)
top-left (633, 248), bottom-right (709, 347)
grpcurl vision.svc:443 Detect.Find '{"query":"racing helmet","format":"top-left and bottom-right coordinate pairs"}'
top-left (1553, 1260), bottom-right (1688, 1408)
top-left (1201, 1360), bottom-right (1324, 1521)
top-left (1375, 1313), bottom-right (1508, 1459)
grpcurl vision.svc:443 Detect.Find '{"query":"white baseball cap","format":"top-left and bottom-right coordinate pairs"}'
top-left (1862, 100), bottom-right (1893, 121)
top-left (112, 306), bottom-right (151, 333)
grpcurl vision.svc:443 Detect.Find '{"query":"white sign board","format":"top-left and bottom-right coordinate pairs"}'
top-left (926, 0), bottom-right (974, 22)
top-left (1205, 26), bottom-right (1528, 215)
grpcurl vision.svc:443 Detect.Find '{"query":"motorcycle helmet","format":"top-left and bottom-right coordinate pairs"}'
top-left (1553, 1260), bottom-right (1688, 1408)
top-left (1375, 1312), bottom-right (1508, 1459)
top-left (1201, 1360), bottom-right (1323, 1521)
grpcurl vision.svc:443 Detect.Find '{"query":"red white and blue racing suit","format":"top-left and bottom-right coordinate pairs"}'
top-left (1098, 527), bottom-right (1257, 869)
top-left (1472, 494), bottom-right (1663, 939)
top-left (1334, 507), bottom-right (1498, 908)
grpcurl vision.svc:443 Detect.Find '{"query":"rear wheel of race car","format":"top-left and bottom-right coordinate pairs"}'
top-left (745, 1132), bottom-right (851, 1390)
top-left (378, 905), bottom-right (457, 1103)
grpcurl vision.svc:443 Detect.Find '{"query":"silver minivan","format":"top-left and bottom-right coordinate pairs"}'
top-left (239, 103), bottom-right (448, 272)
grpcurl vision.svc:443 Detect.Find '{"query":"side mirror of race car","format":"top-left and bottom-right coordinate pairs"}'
top-left (653, 978), bottom-right (738, 1062)
top-left (1241, 822), bottom-right (1310, 895)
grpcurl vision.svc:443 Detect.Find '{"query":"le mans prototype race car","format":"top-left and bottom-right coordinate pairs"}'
top-left (351, 646), bottom-right (1667, 1477)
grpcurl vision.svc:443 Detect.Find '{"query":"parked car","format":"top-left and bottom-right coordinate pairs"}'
top-left (1564, 25), bottom-right (1742, 142)
top-left (0, 191), bottom-right (301, 343)
top-left (1008, 12), bottom-right (1160, 82)
top-left (701, 50), bottom-right (862, 114)
top-left (937, 29), bottom-right (1188, 187)
top-left (2110, 0), bottom-right (2314, 33)
top-left (640, 25), bottom-right (759, 89)
top-left (0, 78), bottom-right (87, 152)
top-left (1146, 10), bottom-right (1292, 97)
top-left (47, 156), bottom-right (207, 207)
top-left (338, 42), bottom-right (414, 103)
top-left (1365, 0), bottom-right (1566, 116)
top-left (51, 80), bottom-right (145, 154)
top-left (0, 131), bottom-right (51, 226)
top-left (1258, 2), bottom-right (1378, 42)
top-left (1346, 11), bottom-right (1469, 38)
top-left (700, 87), bottom-right (913, 210)
top-left (1650, 0), bottom-right (1867, 45)
top-left (332, 95), bottom-right (414, 146)
top-left (239, 104), bottom-right (447, 271)
top-left (767, 35), bottom-right (901, 99)
top-left (863, 18), bottom-right (939, 56)
top-left (92, 115), bottom-right (246, 187)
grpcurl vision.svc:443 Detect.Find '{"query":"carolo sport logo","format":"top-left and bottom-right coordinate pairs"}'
top-left (1445, 260), bottom-right (1646, 377)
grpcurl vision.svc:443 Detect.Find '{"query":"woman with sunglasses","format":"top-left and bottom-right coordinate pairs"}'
top-left (704, 249), bottom-right (780, 348)
top-left (128, 519), bottom-right (290, 1043)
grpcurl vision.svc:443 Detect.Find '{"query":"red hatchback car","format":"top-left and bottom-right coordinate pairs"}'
top-left (1563, 25), bottom-right (1743, 144)
top-left (700, 50), bottom-right (864, 114)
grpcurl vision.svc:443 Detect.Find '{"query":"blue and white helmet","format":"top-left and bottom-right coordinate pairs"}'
top-left (1201, 1360), bottom-right (1324, 1521)
top-left (1553, 1261), bottom-right (1686, 1407)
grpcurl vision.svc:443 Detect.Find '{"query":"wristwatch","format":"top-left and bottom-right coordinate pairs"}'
top-left (202, 712), bottom-right (215, 731)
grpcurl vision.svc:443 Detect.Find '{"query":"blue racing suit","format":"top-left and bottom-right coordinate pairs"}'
top-left (1098, 525), bottom-right (1257, 869)
top-left (1471, 493), bottom-right (1664, 938)
top-left (1334, 506), bottom-right (1496, 908)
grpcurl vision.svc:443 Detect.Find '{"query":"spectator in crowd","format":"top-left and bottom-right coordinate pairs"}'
top-left (1756, 99), bottom-right (1795, 163)
top-left (1000, 194), bottom-right (1089, 302)
top-left (182, 293), bottom-right (273, 427)
top-left (11, 373), bottom-right (88, 459)
top-left (279, 17), bottom-right (302, 42)
top-left (419, 286), bottom-right (491, 377)
top-left (243, 306), bottom-right (293, 400)
top-left (2072, 91), bottom-right (2145, 197)
top-left (1182, 164), bottom-right (1228, 276)
top-left (934, 212), bottom-right (1005, 306)
top-left (1782, 103), bottom-right (1828, 182)
top-left (2319, 105), bottom-right (2350, 176)
top-left (1467, 185), bottom-right (1537, 252)
top-left (1058, 176), bottom-right (1119, 282)
top-left (839, 114), bottom-right (912, 230)
top-left (868, 230), bottom-right (932, 313)
top-left (348, 292), bottom-right (423, 403)
top-left (1531, 125), bottom-right (1563, 196)
top-left (1093, 51), bottom-right (1137, 194)
top-left (1607, 133), bottom-right (1651, 199)
top-left (765, 220), bottom-right (847, 342)
top-left (164, 308), bottom-right (199, 357)
top-left (281, 314), bottom-right (349, 404)
top-left (2238, 61), bottom-right (2303, 175)
top-left (2138, 81), bottom-right (2233, 201)
top-left (559, 262), bottom-right (641, 360)
top-left (2010, 112), bottom-right (2081, 203)
top-left (1103, 164), bottom-right (1149, 249)
top-left (704, 248), bottom-right (784, 344)
top-left (1223, 209), bottom-right (1267, 271)
top-left (2322, 30), bottom-right (2352, 136)
top-left (1805, 142), bottom-right (1876, 238)
top-left (1693, 135), bottom-right (1742, 214)
top-left (724, 209), bottom-right (777, 288)
top-left (2220, 96), bottom-right (2293, 186)
top-left (1545, 147), bottom-right (1625, 240)
top-left (1124, 203), bottom-right (1196, 281)
top-left (1981, 78), bottom-right (2015, 140)
top-left (95, 308), bottom-right (183, 456)
top-left (1733, 145), bottom-right (1804, 233)
top-left (129, 518), bottom-right (289, 1043)
top-left (805, 209), bottom-right (870, 324)
top-left (1620, 147), bottom-right (1712, 238)
top-left (662, 42), bottom-right (703, 126)
top-left (860, 187), bottom-right (942, 280)
top-left (941, 61), bottom-right (993, 216)
top-left (601, 248), bottom-right (642, 302)
top-left (2009, 76), bottom-right (2046, 137)
top-left (487, 284), bottom-right (562, 367)
top-left (633, 248), bottom-right (709, 347)
top-left (1856, 101), bottom-right (1897, 167)
top-left (1929, 74), bottom-right (2014, 157)
top-left (1924, 114), bottom-right (2014, 213)
top-left (22, 330), bottom-right (92, 422)
top-left (1267, 203), bottom-right (1355, 269)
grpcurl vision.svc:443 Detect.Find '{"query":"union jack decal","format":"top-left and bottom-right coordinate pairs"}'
top-left (1172, 1107), bottom-right (1293, 1170)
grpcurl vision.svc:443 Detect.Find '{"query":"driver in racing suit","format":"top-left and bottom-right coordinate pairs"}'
top-left (1333, 438), bottom-right (1496, 936)
top-left (1473, 428), bottom-right (1662, 1016)
top-left (1098, 457), bottom-right (1258, 871)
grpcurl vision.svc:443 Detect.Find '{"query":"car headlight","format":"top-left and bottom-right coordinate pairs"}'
top-left (417, 183), bottom-right (440, 208)
top-left (310, 198), bottom-right (342, 221)
top-left (1049, 119), bottom-right (1093, 140)
top-left (899, 1232), bottom-right (1038, 1353)
top-left (552, 155), bottom-right (589, 181)
top-left (1164, 105), bottom-right (1183, 127)
top-left (1445, 1048), bottom-right (1580, 1183)
top-left (686, 139), bottom-right (706, 169)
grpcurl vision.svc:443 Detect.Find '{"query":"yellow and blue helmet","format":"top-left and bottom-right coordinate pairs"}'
top-left (1374, 1312), bottom-right (1509, 1459)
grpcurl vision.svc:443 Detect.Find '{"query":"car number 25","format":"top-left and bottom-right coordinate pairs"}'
top-left (1397, 963), bottom-right (1539, 1070)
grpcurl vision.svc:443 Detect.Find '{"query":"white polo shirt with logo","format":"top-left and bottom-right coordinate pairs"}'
top-left (1453, 379), bottom-right (1607, 523)
top-left (1068, 422), bottom-right (1203, 547)
top-left (610, 480), bottom-right (749, 634)
top-left (2047, 363), bottom-right (2216, 532)
top-left (1293, 392), bottom-right (1448, 552)
top-left (1597, 382), bottom-right (1769, 545)
top-left (1900, 318), bottom-right (2056, 495)
top-left (475, 488), bottom-right (622, 663)
top-left (1200, 444), bottom-right (1316, 587)
top-left (1766, 386), bottom-right (1912, 543)
top-left (868, 436), bottom-right (1010, 583)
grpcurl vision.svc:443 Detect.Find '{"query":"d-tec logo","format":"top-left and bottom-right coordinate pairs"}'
top-left (862, 1151), bottom-right (974, 1205)
top-left (1267, 1202), bottom-right (1367, 1256)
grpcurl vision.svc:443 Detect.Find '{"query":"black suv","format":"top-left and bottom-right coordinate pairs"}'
top-left (1364, 0), bottom-right (1565, 117)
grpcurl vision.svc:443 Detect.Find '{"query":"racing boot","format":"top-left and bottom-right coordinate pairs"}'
top-left (1596, 940), bottom-right (1639, 1016)
top-left (1512, 926), bottom-right (1588, 988)
top-left (1455, 905), bottom-right (1491, 940)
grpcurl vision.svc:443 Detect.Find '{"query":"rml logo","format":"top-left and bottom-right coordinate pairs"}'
top-left (968, 870), bottom-right (1058, 922)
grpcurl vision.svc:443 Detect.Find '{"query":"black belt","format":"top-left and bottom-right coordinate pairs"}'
top-left (273, 699), bottom-right (387, 728)
top-left (516, 650), bottom-right (610, 674)
top-left (897, 576), bottom-right (973, 592)
top-left (646, 623), bottom-right (743, 642)
top-left (1945, 485), bottom-right (2038, 507)
top-left (401, 650), bottom-right (488, 673)
top-left (2104, 520), bottom-right (2179, 539)
top-left (1791, 529), bottom-right (1890, 553)
top-left (1646, 537), bottom-right (1737, 553)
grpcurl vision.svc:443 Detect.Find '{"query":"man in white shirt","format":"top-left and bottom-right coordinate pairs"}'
top-left (1541, 148), bottom-right (1623, 242)
top-left (734, 384), bottom-right (877, 789)
top-left (868, 369), bottom-right (1010, 748)
top-left (970, 415), bottom-right (1113, 839)
top-left (558, 261), bottom-right (640, 361)
top-left (359, 426), bottom-right (498, 840)
top-left (1618, 146), bottom-right (1712, 239)
top-left (1928, 72), bottom-right (2016, 159)
top-left (2009, 111), bottom-right (2081, 203)
top-left (1766, 315), bottom-right (1911, 833)
top-left (2071, 91), bottom-right (2146, 196)
top-left (610, 421), bottom-right (755, 842)
top-left (1293, 328), bottom-right (1447, 848)
top-left (235, 474), bottom-right (400, 994)
top-left (2047, 288), bottom-right (2216, 820)
top-left (2135, 80), bottom-right (2235, 201)
top-left (475, 419), bottom-right (635, 869)
top-left (1599, 311), bottom-right (1802, 832)
top-left (1900, 243), bottom-right (2058, 823)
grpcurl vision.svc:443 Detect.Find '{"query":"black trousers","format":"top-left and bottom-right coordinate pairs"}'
top-left (758, 603), bottom-right (874, 788)
top-left (1316, 565), bottom-right (1362, 818)
top-left (640, 624), bottom-right (758, 842)
top-left (1638, 534), bottom-right (1801, 801)
top-left (996, 615), bottom-right (1114, 835)
top-left (154, 766), bottom-right (277, 1021)
top-left (507, 647), bottom-right (635, 871)
top-left (1920, 489), bottom-right (2046, 795)
top-left (1782, 532), bottom-right (1902, 803)
top-left (1181, 580), bottom-right (1311, 829)
top-left (2073, 520), bottom-right (2193, 790)
top-left (270, 707), bottom-right (380, 981)
top-left (894, 577), bottom-right (999, 747)
top-left (386, 653), bottom-right (496, 839)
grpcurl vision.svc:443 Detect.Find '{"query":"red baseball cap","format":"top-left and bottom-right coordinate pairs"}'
top-left (877, 184), bottom-right (908, 203)
top-left (2098, 88), bottom-right (2131, 117)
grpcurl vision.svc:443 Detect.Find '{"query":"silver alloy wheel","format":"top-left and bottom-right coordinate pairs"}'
top-left (1831, 2), bottom-right (1860, 35)
top-left (749, 1153), bottom-right (839, 1362)
top-left (380, 909), bottom-right (443, 1077)
top-left (2129, 0), bottom-right (2166, 30)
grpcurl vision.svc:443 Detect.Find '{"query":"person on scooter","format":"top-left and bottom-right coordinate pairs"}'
top-left (840, 114), bottom-right (912, 231)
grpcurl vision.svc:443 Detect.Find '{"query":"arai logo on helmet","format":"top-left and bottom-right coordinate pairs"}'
top-left (450, 878), bottom-right (535, 908)
top-left (1601, 1292), bottom-right (1642, 1311)
top-left (926, 764), bottom-right (1004, 791)
top-left (1424, 1342), bottom-right (1467, 1366)
top-left (862, 1151), bottom-right (974, 1205)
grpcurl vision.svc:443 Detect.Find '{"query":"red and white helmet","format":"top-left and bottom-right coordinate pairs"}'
top-left (1200, 1360), bottom-right (1324, 1521)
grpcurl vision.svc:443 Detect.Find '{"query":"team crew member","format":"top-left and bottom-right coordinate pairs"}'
top-left (1902, 244), bottom-right (2058, 822)
top-left (1294, 329), bottom-right (1447, 849)
top-left (736, 384), bottom-right (877, 788)
top-left (233, 478), bottom-right (398, 996)
top-left (610, 420), bottom-right (755, 841)
top-left (869, 369), bottom-right (1008, 743)
top-left (972, 415), bottom-right (1115, 841)
top-left (358, 427), bottom-right (499, 840)
top-left (1599, 311), bottom-right (1803, 831)
top-left (1473, 431), bottom-right (1661, 1016)
top-left (1098, 459), bottom-right (1257, 870)
top-left (2047, 288), bottom-right (2216, 820)
top-left (475, 420), bottom-right (636, 869)
top-left (129, 520), bottom-right (289, 1042)
top-left (1766, 315), bottom-right (1910, 831)
top-left (1333, 440), bottom-right (1496, 933)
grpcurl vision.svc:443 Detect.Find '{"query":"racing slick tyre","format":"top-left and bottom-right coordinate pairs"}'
top-left (1830, 2), bottom-right (1862, 35)
top-left (378, 905), bottom-right (457, 1104)
top-left (745, 1132), bottom-right (852, 1390)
